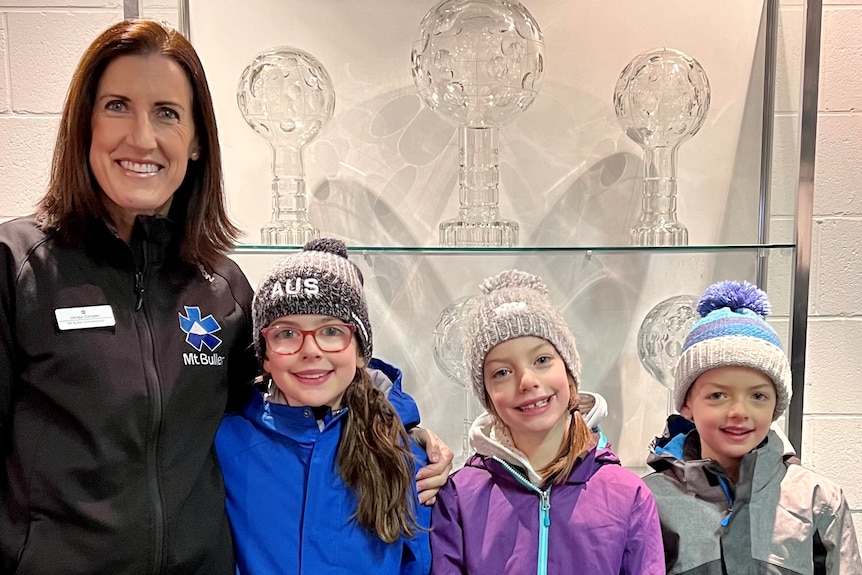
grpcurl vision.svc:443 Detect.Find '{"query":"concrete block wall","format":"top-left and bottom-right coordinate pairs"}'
top-left (0, 0), bottom-right (860, 550)
top-left (0, 2), bottom-right (123, 219)
top-left (800, 0), bottom-right (862, 547)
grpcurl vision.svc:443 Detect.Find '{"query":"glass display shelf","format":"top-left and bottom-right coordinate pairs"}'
top-left (172, 0), bottom-right (821, 459)
top-left (234, 243), bottom-right (796, 255)
top-left (232, 244), bottom-right (795, 471)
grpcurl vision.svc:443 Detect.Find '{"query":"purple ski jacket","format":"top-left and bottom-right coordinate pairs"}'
top-left (430, 414), bottom-right (664, 575)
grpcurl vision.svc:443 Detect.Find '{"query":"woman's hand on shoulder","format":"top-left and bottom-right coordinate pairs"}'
top-left (410, 427), bottom-right (454, 506)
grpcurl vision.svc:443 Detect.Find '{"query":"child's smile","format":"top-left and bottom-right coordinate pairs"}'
top-left (516, 394), bottom-right (556, 413)
top-left (483, 336), bottom-right (572, 456)
top-left (262, 314), bottom-right (360, 410)
top-left (681, 366), bottom-right (777, 481)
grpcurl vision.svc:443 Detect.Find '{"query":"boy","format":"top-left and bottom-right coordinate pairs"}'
top-left (644, 280), bottom-right (861, 574)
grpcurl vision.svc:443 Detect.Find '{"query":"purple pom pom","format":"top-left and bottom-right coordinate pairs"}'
top-left (304, 238), bottom-right (348, 259)
top-left (696, 280), bottom-right (771, 318)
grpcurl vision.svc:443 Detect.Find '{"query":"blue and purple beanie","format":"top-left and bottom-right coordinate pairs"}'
top-left (674, 280), bottom-right (791, 420)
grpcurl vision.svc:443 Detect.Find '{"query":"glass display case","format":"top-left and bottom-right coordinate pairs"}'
top-left (149, 0), bottom-right (819, 470)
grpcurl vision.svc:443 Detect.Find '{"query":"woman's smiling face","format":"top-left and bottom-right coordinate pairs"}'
top-left (89, 54), bottom-right (198, 238)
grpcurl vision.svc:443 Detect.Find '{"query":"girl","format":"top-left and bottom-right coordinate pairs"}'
top-left (215, 239), bottom-right (430, 575)
top-left (430, 270), bottom-right (664, 575)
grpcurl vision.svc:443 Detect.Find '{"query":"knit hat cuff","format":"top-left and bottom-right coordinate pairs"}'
top-left (675, 336), bottom-right (792, 420)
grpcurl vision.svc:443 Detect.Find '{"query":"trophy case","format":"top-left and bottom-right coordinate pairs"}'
top-left (164, 0), bottom-right (819, 471)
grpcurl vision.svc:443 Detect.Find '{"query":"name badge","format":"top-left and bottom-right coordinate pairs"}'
top-left (55, 305), bottom-right (116, 331)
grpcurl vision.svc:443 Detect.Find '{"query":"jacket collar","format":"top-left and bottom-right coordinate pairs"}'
top-left (648, 416), bottom-right (796, 499)
top-left (467, 411), bottom-right (615, 486)
top-left (254, 357), bottom-right (414, 431)
top-left (84, 214), bottom-right (180, 267)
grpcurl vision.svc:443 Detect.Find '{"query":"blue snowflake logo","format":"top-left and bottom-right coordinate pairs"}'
top-left (178, 306), bottom-right (222, 351)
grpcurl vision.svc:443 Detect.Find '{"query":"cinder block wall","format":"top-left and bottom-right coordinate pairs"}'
top-left (800, 0), bottom-right (862, 545)
top-left (0, 0), bottom-right (860, 548)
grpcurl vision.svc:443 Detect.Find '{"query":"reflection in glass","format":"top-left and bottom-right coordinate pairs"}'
top-left (432, 296), bottom-right (484, 466)
top-left (637, 294), bottom-right (699, 390)
top-left (411, 0), bottom-right (545, 246)
top-left (237, 47), bottom-right (336, 245)
top-left (614, 48), bottom-right (710, 246)
top-left (432, 296), bottom-right (478, 387)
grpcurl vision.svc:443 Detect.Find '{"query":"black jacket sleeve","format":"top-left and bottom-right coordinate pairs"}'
top-left (0, 233), bottom-right (18, 455)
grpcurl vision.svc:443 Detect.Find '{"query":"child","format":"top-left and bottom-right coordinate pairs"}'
top-left (430, 270), bottom-right (665, 574)
top-left (645, 280), bottom-right (862, 574)
top-left (215, 239), bottom-right (431, 575)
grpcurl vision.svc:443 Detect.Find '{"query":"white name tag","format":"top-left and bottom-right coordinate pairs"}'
top-left (55, 305), bottom-right (116, 331)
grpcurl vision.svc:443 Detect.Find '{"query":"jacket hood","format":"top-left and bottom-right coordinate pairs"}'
top-left (577, 390), bottom-right (607, 431)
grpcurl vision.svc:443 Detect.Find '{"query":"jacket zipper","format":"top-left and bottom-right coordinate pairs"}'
top-left (717, 476), bottom-right (735, 527)
top-left (493, 457), bottom-right (551, 575)
top-left (134, 270), bottom-right (144, 311)
top-left (132, 242), bottom-right (166, 574)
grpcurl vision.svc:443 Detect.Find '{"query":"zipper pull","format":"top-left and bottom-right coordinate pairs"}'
top-left (135, 271), bottom-right (144, 311)
top-left (540, 489), bottom-right (551, 527)
top-left (717, 476), bottom-right (735, 528)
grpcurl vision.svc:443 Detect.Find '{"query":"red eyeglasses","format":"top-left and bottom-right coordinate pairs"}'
top-left (260, 324), bottom-right (356, 355)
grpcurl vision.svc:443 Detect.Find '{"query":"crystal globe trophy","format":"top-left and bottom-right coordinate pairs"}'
top-left (432, 296), bottom-right (483, 467)
top-left (614, 48), bottom-right (710, 246)
top-left (237, 47), bottom-right (336, 246)
top-left (411, 0), bottom-right (545, 247)
top-left (637, 294), bottom-right (699, 391)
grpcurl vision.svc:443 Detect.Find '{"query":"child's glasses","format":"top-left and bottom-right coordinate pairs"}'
top-left (261, 324), bottom-right (356, 356)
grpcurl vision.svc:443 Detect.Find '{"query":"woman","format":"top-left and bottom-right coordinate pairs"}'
top-left (0, 20), bottom-right (450, 575)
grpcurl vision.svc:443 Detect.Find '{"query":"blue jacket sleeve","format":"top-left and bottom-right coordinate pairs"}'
top-left (429, 479), bottom-right (466, 575)
top-left (623, 481), bottom-right (666, 575)
top-left (401, 438), bottom-right (432, 575)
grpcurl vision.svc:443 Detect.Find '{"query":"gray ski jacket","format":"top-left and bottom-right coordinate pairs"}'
top-left (644, 416), bottom-right (861, 574)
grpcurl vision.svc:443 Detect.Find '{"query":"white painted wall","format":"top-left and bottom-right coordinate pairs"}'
top-left (0, 0), bottom-right (859, 546)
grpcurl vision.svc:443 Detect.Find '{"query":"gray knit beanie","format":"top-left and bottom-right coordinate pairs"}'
top-left (252, 238), bottom-right (371, 365)
top-left (675, 280), bottom-right (791, 420)
top-left (464, 270), bottom-right (581, 408)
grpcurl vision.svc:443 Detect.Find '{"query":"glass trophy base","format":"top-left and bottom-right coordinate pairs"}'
top-left (261, 222), bottom-right (320, 247)
top-left (630, 223), bottom-right (688, 247)
top-left (439, 219), bottom-right (519, 247)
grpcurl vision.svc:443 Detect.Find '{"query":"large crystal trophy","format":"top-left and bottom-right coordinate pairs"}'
top-left (637, 294), bottom-right (699, 410)
top-left (411, 0), bottom-right (545, 247)
top-left (432, 296), bottom-right (483, 467)
top-left (614, 48), bottom-right (710, 246)
top-left (237, 47), bottom-right (336, 246)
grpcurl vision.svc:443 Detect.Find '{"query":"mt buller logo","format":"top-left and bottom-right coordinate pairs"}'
top-left (179, 306), bottom-right (222, 351)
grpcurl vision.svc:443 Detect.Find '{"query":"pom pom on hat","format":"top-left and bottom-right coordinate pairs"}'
top-left (252, 238), bottom-right (371, 366)
top-left (480, 269), bottom-right (549, 295)
top-left (305, 237), bottom-right (349, 259)
top-left (674, 280), bottom-right (791, 420)
top-left (697, 280), bottom-right (771, 317)
top-left (464, 269), bottom-right (581, 408)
